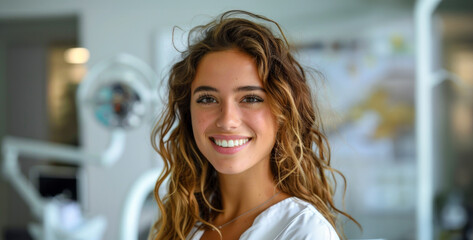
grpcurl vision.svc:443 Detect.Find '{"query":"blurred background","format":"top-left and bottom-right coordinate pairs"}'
top-left (0, 0), bottom-right (472, 240)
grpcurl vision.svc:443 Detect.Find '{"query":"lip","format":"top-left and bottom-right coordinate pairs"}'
top-left (210, 135), bottom-right (251, 140)
top-left (209, 135), bottom-right (252, 154)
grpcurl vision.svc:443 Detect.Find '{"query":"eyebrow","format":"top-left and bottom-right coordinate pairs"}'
top-left (193, 86), bottom-right (217, 94)
top-left (193, 85), bottom-right (265, 95)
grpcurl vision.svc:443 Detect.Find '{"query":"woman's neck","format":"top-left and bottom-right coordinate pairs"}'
top-left (201, 159), bottom-right (292, 240)
top-left (216, 159), bottom-right (278, 219)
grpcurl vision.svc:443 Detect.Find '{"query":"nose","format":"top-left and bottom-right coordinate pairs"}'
top-left (216, 101), bottom-right (241, 130)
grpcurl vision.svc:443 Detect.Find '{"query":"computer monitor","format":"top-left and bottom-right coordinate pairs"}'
top-left (29, 165), bottom-right (79, 201)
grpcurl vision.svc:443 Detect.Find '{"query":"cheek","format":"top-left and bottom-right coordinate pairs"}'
top-left (191, 108), bottom-right (210, 137)
top-left (247, 108), bottom-right (278, 138)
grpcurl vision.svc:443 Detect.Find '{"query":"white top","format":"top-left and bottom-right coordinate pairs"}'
top-left (187, 197), bottom-right (340, 240)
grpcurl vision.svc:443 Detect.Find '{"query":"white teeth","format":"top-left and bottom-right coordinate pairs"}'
top-left (213, 138), bottom-right (249, 148)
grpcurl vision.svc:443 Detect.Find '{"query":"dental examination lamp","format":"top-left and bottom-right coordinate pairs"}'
top-left (2, 53), bottom-right (157, 240)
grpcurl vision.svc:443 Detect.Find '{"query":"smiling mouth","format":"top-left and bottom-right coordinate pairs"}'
top-left (210, 137), bottom-right (251, 148)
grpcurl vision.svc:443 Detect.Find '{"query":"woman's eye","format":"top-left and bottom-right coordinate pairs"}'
top-left (241, 95), bottom-right (264, 103)
top-left (196, 95), bottom-right (217, 104)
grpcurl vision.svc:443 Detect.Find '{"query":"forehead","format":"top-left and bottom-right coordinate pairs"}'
top-left (192, 49), bottom-right (262, 89)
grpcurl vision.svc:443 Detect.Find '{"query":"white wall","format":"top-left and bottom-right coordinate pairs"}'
top-left (0, 1), bottom-right (413, 239)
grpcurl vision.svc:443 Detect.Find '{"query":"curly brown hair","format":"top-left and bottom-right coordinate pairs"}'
top-left (150, 10), bottom-right (358, 240)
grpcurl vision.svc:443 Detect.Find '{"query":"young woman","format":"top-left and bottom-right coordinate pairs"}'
top-left (150, 10), bottom-right (357, 240)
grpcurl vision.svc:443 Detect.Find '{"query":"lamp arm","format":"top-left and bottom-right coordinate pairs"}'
top-left (1, 128), bottom-right (126, 219)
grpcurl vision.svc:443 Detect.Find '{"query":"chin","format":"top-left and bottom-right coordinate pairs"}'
top-left (211, 161), bottom-right (250, 175)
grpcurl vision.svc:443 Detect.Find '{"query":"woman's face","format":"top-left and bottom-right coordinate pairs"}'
top-left (190, 49), bottom-right (278, 175)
